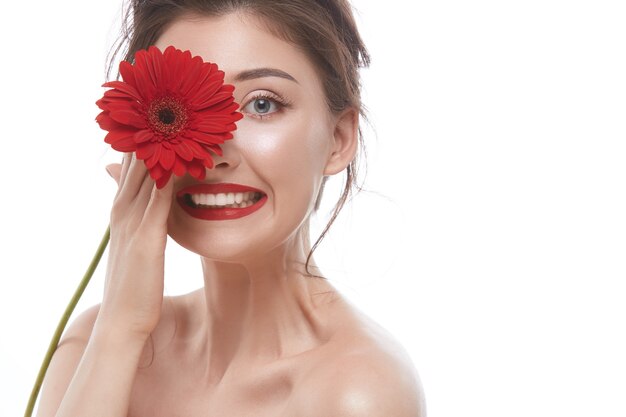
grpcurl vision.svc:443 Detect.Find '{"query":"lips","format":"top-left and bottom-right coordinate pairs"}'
top-left (176, 183), bottom-right (268, 220)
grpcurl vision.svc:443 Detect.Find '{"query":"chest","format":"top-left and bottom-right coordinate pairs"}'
top-left (126, 357), bottom-right (304, 417)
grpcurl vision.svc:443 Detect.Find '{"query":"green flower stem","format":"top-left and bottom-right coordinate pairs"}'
top-left (24, 225), bottom-right (111, 417)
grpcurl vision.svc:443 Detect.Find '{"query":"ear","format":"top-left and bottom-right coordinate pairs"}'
top-left (324, 108), bottom-right (359, 176)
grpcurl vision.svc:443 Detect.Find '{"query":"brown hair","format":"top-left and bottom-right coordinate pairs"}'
top-left (107, 0), bottom-right (370, 275)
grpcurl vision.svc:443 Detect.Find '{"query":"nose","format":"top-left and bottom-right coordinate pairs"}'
top-left (210, 137), bottom-right (241, 170)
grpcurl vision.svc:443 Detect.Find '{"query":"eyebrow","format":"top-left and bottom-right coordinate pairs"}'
top-left (233, 67), bottom-right (299, 84)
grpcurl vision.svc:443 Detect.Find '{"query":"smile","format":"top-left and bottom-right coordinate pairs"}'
top-left (176, 183), bottom-right (268, 220)
top-left (185, 191), bottom-right (263, 209)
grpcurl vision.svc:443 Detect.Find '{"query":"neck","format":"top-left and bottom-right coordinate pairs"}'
top-left (192, 228), bottom-right (338, 387)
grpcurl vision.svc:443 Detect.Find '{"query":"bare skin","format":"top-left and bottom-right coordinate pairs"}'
top-left (35, 11), bottom-right (425, 417)
top-left (39, 287), bottom-right (423, 416)
top-left (126, 289), bottom-right (423, 416)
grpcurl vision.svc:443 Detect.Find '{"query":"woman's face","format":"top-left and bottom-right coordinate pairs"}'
top-left (155, 12), bottom-right (351, 262)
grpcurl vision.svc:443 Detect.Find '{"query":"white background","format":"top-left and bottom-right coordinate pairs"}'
top-left (1, 1), bottom-right (625, 416)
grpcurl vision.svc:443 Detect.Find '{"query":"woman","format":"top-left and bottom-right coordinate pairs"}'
top-left (36, 1), bottom-right (425, 416)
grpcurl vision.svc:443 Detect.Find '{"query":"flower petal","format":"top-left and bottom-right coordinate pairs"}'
top-left (194, 120), bottom-right (237, 133)
top-left (148, 163), bottom-right (166, 181)
top-left (145, 144), bottom-right (163, 169)
top-left (172, 156), bottom-right (187, 176)
top-left (109, 109), bottom-right (147, 129)
top-left (179, 56), bottom-right (205, 97)
top-left (146, 46), bottom-right (165, 90)
top-left (96, 112), bottom-right (126, 131)
top-left (160, 147), bottom-right (175, 170)
top-left (104, 128), bottom-right (136, 143)
top-left (188, 70), bottom-right (224, 108)
top-left (202, 156), bottom-right (215, 169)
top-left (102, 80), bottom-right (143, 102)
top-left (132, 49), bottom-right (158, 101)
top-left (105, 130), bottom-right (138, 152)
top-left (185, 130), bottom-right (226, 146)
top-left (136, 141), bottom-right (157, 160)
top-left (174, 141), bottom-right (194, 161)
top-left (195, 96), bottom-right (239, 113)
top-left (194, 88), bottom-right (234, 109)
top-left (204, 143), bottom-right (223, 157)
top-left (103, 88), bottom-right (136, 101)
top-left (155, 171), bottom-right (172, 189)
top-left (165, 47), bottom-right (189, 92)
top-left (188, 160), bottom-right (206, 179)
top-left (133, 129), bottom-right (154, 143)
top-left (119, 60), bottom-right (137, 89)
top-left (183, 139), bottom-right (213, 159)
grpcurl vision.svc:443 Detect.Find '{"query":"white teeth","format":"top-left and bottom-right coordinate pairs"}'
top-left (189, 191), bottom-right (262, 208)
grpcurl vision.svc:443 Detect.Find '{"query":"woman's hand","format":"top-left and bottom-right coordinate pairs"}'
top-left (95, 152), bottom-right (174, 341)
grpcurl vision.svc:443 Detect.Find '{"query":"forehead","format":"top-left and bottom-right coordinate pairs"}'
top-left (154, 12), bottom-right (320, 87)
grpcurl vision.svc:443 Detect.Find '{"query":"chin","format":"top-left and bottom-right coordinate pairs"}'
top-left (166, 211), bottom-right (309, 264)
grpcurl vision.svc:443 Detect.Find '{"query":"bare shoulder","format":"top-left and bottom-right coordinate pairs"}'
top-left (290, 303), bottom-right (426, 417)
top-left (35, 303), bottom-right (102, 417)
top-left (61, 302), bottom-right (99, 338)
top-left (301, 341), bottom-right (427, 417)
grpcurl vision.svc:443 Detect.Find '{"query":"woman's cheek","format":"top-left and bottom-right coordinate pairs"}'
top-left (238, 115), bottom-right (327, 174)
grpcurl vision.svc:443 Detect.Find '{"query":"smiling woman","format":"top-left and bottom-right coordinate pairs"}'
top-left (33, 1), bottom-right (425, 417)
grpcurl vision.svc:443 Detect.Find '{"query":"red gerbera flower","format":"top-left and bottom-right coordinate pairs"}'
top-left (96, 45), bottom-right (243, 188)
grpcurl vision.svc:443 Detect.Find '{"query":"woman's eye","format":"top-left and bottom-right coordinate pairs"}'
top-left (242, 97), bottom-right (281, 117)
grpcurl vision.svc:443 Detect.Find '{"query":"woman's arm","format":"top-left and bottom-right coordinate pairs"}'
top-left (34, 305), bottom-right (148, 417)
top-left (35, 153), bottom-right (173, 417)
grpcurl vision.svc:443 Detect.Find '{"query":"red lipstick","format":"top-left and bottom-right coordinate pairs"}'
top-left (176, 183), bottom-right (267, 221)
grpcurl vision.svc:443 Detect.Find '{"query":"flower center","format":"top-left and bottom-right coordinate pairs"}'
top-left (158, 108), bottom-right (176, 124)
top-left (147, 97), bottom-right (188, 138)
